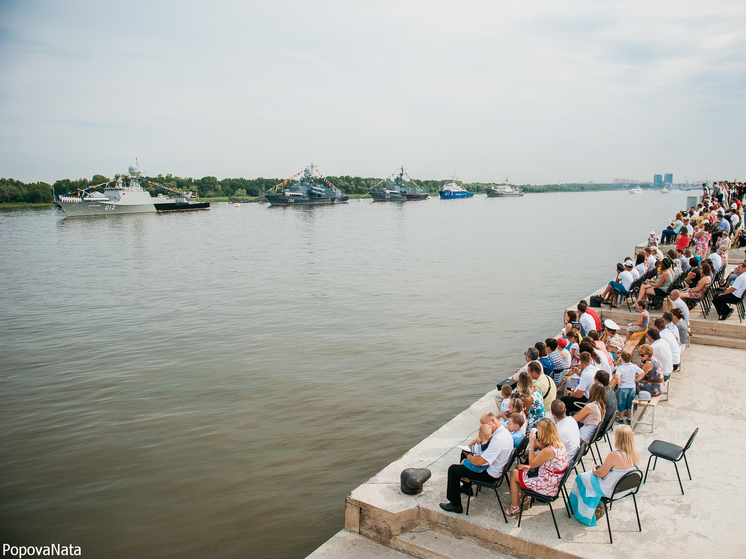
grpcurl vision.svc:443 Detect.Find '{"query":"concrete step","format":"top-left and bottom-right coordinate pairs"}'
top-left (689, 333), bottom-right (746, 349)
top-left (307, 530), bottom-right (414, 559)
top-left (392, 529), bottom-right (513, 559)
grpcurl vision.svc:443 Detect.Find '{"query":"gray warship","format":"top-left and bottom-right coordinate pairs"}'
top-left (264, 165), bottom-right (348, 206)
top-left (54, 164), bottom-right (209, 217)
top-left (370, 167), bottom-right (429, 201)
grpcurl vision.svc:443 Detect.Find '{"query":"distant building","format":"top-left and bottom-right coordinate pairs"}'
top-left (664, 173), bottom-right (673, 184)
top-left (653, 174), bottom-right (663, 186)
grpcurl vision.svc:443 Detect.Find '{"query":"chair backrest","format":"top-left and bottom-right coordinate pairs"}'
top-left (515, 435), bottom-right (530, 456)
top-left (600, 410), bottom-right (617, 439)
top-left (682, 427), bottom-right (699, 452)
top-left (610, 469), bottom-right (643, 499)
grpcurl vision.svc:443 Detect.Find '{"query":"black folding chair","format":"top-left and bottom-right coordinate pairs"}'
top-left (599, 470), bottom-right (643, 544)
top-left (644, 428), bottom-right (698, 494)
top-left (596, 411), bottom-right (618, 456)
top-left (518, 450), bottom-right (584, 539)
top-left (465, 436), bottom-right (528, 521)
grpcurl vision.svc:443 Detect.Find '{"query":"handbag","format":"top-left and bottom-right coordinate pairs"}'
top-left (589, 295), bottom-right (604, 308)
top-left (527, 467), bottom-right (539, 478)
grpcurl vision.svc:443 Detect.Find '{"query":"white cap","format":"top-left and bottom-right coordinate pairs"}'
top-left (604, 319), bottom-right (620, 330)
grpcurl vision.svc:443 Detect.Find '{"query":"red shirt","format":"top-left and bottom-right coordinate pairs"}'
top-left (586, 308), bottom-right (603, 331)
top-left (676, 234), bottom-right (690, 251)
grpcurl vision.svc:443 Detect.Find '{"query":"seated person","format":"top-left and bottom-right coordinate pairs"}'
top-left (684, 257), bottom-right (701, 289)
top-left (635, 259), bottom-right (674, 304)
top-left (499, 384), bottom-right (512, 415)
top-left (549, 399), bottom-right (580, 461)
top-left (564, 310), bottom-right (581, 335)
top-left (626, 300), bottom-right (649, 340)
top-left (600, 320), bottom-right (624, 361)
top-left (505, 419), bottom-right (568, 516)
top-left (594, 370), bottom-right (617, 426)
top-left (680, 262), bottom-right (712, 305)
top-left (569, 426), bottom-right (640, 526)
top-left (497, 395), bottom-right (526, 428)
top-left (507, 413), bottom-right (526, 448)
top-left (534, 341), bottom-right (555, 377)
top-left (561, 351), bottom-right (599, 414)
top-left (546, 337), bottom-right (570, 388)
top-left (635, 344), bottom-right (664, 396)
top-left (440, 415), bottom-right (514, 514)
top-left (462, 424), bottom-right (493, 473)
top-left (573, 383), bottom-right (606, 443)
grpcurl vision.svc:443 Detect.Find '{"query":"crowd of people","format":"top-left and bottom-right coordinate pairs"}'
top-left (438, 183), bottom-right (745, 529)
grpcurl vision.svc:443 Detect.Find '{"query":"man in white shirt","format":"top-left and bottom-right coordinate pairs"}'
top-left (655, 317), bottom-right (681, 369)
top-left (578, 302), bottom-right (596, 337)
top-left (709, 252), bottom-right (722, 273)
top-left (549, 400), bottom-right (580, 461)
top-left (628, 259), bottom-right (640, 281)
top-left (440, 416), bottom-right (514, 513)
top-left (648, 328), bottom-right (673, 379)
top-left (714, 262), bottom-right (746, 320)
top-left (560, 352), bottom-right (599, 415)
top-left (670, 289), bottom-right (690, 326)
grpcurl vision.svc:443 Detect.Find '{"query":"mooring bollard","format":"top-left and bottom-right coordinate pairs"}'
top-left (400, 468), bottom-right (431, 495)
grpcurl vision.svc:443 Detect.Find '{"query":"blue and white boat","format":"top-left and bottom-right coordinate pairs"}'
top-left (439, 176), bottom-right (473, 199)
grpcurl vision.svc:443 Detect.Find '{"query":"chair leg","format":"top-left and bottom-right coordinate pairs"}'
top-left (606, 432), bottom-right (613, 453)
top-left (561, 487), bottom-right (571, 518)
top-left (466, 492), bottom-right (472, 515)
top-left (604, 502), bottom-right (612, 544)
top-left (674, 461), bottom-right (684, 495)
top-left (644, 454), bottom-right (654, 483)
top-left (684, 454), bottom-right (692, 480)
top-left (517, 497), bottom-right (525, 527)
top-left (589, 445), bottom-right (597, 465)
top-left (633, 494), bottom-right (641, 532)
top-left (494, 488), bottom-right (507, 524)
top-left (653, 456), bottom-right (658, 469)
top-left (546, 502), bottom-right (560, 539)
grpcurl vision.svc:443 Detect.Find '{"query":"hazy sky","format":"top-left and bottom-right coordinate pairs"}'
top-left (1, 0), bottom-right (745, 184)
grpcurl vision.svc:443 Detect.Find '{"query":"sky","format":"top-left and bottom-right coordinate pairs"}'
top-left (1, 0), bottom-right (745, 185)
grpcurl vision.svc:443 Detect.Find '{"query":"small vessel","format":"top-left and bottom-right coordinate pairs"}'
top-left (661, 187), bottom-right (669, 194)
top-left (229, 196), bottom-right (251, 204)
top-left (264, 165), bottom-right (348, 206)
top-left (232, 202), bottom-right (241, 207)
top-left (485, 179), bottom-right (524, 197)
top-left (54, 164), bottom-right (209, 217)
top-left (629, 186), bottom-right (643, 194)
top-left (370, 167), bottom-right (429, 201)
top-left (439, 176), bottom-right (474, 199)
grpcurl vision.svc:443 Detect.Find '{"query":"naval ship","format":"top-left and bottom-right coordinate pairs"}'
top-left (264, 165), bottom-right (348, 206)
top-left (370, 167), bottom-right (429, 201)
top-left (54, 164), bottom-right (209, 217)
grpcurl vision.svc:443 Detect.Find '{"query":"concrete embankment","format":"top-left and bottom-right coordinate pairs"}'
top-left (308, 246), bottom-right (746, 559)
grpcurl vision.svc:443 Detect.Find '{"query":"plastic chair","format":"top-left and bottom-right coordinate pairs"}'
top-left (599, 470), bottom-right (643, 543)
top-left (518, 450), bottom-right (584, 539)
top-left (644, 428), bottom-right (698, 494)
top-left (465, 436), bottom-right (528, 521)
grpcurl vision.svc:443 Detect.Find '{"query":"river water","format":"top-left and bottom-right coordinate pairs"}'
top-left (0, 191), bottom-right (690, 558)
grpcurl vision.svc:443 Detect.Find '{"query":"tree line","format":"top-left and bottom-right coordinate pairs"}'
top-left (1, 172), bottom-right (632, 204)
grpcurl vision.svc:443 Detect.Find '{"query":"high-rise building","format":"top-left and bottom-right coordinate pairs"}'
top-left (664, 173), bottom-right (673, 184)
top-left (653, 174), bottom-right (663, 186)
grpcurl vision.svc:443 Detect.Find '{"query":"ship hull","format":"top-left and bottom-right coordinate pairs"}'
top-left (485, 191), bottom-right (523, 197)
top-left (439, 191), bottom-right (474, 199)
top-left (266, 195), bottom-right (348, 206)
top-left (56, 200), bottom-right (210, 217)
top-left (370, 192), bottom-right (407, 201)
top-left (403, 193), bottom-right (429, 200)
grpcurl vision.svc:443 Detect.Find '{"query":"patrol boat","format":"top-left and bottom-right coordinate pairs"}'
top-left (439, 176), bottom-right (474, 199)
top-left (370, 167), bottom-right (429, 201)
top-left (54, 164), bottom-right (209, 217)
top-left (485, 178), bottom-right (524, 197)
top-left (264, 165), bottom-right (348, 206)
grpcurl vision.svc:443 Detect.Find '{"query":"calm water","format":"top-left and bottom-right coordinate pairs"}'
top-left (0, 191), bottom-right (689, 558)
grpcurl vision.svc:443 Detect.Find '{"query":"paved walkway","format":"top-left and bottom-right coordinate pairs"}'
top-left (313, 343), bottom-right (746, 558)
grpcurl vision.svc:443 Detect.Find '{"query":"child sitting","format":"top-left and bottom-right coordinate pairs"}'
top-left (497, 395), bottom-right (526, 427)
top-left (626, 301), bottom-right (649, 340)
top-left (462, 424), bottom-right (493, 473)
top-left (499, 385), bottom-right (512, 415)
top-left (506, 413), bottom-right (526, 448)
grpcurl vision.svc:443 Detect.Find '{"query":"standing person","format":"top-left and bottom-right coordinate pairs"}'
top-left (614, 352), bottom-right (642, 424)
top-left (439, 416), bottom-right (514, 514)
top-left (505, 419), bottom-right (568, 516)
top-left (713, 262), bottom-right (746, 320)
top-left (569, 426), bottom-right (640, 526)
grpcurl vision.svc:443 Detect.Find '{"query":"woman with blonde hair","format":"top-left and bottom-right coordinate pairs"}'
top-left (569, 425), bottom-right (640, 525)
top-left (573, 383), bottom-right (606, 442)
top-left (505, 418), bottom-right (568, 516)
top-left (517, 371), bottom-right (545, 432)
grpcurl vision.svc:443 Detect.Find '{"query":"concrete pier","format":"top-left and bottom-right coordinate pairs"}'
top-left (308, 245), bottom-right (745, 559)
